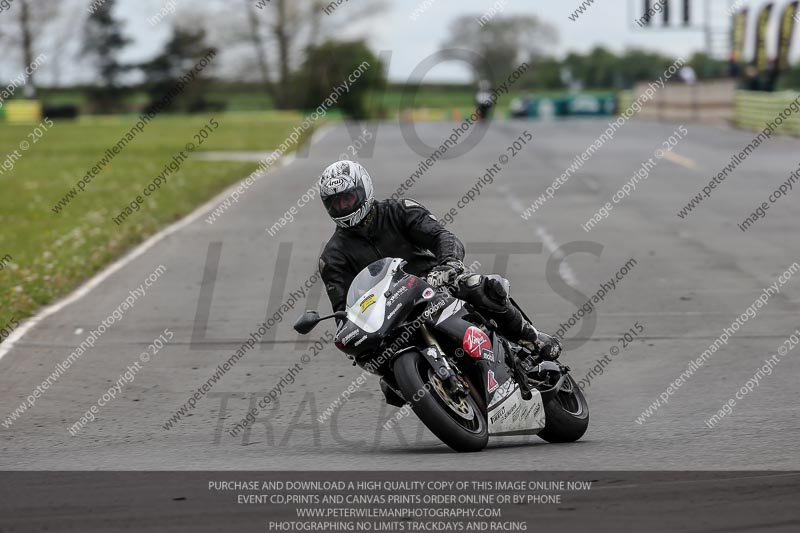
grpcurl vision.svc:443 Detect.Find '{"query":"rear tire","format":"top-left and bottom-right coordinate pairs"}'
top-left (393, 351), bottom-right (488, 453)
top-left (538, 375), bottom-right (589, 443)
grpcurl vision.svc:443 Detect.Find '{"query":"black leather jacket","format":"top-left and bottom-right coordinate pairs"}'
top-left (319, 199), bottom-right (465, 312)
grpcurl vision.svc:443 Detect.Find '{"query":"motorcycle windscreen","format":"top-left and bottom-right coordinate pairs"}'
top-left (345, 258), bottom-right (402, 334)
top-left (346, 258), bottom-right (394, 308)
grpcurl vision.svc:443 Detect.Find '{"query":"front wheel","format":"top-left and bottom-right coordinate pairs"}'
top-left (537, 375), bottom-right (589, 443)
top-left (393, 351), bottom-right (488, 453)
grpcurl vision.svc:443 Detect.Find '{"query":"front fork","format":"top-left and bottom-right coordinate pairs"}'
top-left (419, 325), bottom-right (467, 398)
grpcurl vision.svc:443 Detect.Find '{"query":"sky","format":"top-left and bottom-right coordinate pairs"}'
top-left (375, 0), bottom-right (715, 81)
top-left (117, 0), bottom-right (714, 83)
top-left (0, 0), bottom-right (763, 85)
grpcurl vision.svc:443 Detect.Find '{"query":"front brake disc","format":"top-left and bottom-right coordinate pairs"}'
top-left (429, 370), bottom-right (475, 421)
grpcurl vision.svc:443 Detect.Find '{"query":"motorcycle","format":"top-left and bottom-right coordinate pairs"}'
top-left (294, 257), bottom-right (588, 452)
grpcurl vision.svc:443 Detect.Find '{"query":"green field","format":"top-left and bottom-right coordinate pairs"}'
top-left (0, 111), bottom-right (309, 332)
top-left (33, 86), bottom-right (618, 117)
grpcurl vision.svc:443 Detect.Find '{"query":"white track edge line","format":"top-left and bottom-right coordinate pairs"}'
top-left (0, 123), bottom-right (335, 361)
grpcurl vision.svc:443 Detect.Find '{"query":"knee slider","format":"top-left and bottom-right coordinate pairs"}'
top-left (463, 274), bottom-right (483, 288)
top-left (484, 275), bottom-right (510, 304)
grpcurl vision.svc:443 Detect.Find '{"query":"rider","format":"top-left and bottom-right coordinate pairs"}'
top-left (316, 160), bottom-right (562, 362)
top-left (475, 80), bottom-right (494, 120)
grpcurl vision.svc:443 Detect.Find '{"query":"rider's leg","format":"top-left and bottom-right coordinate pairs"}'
top-left (456, 273), bottom-right (560, 360)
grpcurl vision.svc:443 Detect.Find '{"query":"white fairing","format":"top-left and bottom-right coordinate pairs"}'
top-left (345, 258), bottom-right (403, 334)
top-left (487, 381), bottom-right (545, 436)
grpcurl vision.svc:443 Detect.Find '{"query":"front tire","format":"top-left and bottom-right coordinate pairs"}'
top-left (393, 351), bottom-right (488, 453)
top-left (538, 375), bottom-right (589, 443)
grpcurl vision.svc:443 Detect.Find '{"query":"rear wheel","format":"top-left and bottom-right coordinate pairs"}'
top-left (393, 351), bottom-right (488, 453)
top-left (537, 375), bottom-right (589, 443)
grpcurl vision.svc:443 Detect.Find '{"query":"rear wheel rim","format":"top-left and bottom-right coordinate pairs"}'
top-left (554, 376), bottom-right (584, 416)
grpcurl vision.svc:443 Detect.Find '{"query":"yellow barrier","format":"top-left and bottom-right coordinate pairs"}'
top-left (618, 91), bottom-right (634, 113)
top-left (735, 91), bottom-right (800, 136)
top-left (400, 108), bottom-right (470, 122)
top-left (3, 100), bottom-right (42, 123)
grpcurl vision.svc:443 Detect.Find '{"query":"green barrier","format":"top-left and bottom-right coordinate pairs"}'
top-left (735, 90), bottom-right (800, 136)
top-left (525, 93), bottom-right (617, 118)
top-left (526, 97), bottom-right (565, 118)
top-left (565, 93), bottom-right (617, 116)
top-left (0, 105), bottom-right (5, 121)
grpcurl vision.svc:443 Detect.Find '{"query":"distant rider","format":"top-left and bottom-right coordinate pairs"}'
top-left (475, 80), bottom-right (494, 120)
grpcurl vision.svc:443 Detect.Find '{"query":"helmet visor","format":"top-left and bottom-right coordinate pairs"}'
top-left (323, 186), bottom-right (366, 218)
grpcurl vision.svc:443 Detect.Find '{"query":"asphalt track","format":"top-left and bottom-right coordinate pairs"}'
top-left (1, 119), bottom-right (799, 529)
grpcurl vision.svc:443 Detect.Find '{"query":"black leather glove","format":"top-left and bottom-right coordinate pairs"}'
top-left (426, 260), bottom-right (465, 288)
top-left (535, 332), bottom-right (562, 361)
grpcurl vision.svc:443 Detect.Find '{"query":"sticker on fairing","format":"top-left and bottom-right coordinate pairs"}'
top-left (360, 294), bottom-right (376, 313)
top-left (463, 326), bottom-right (490, 358)
top-left (341, 329), bottom-right (359, 345)
top-left (354, 335), bottom-right (368, 346)
top-left (488, 389), bottom-right (545, 435)
top-left (386, 303), bottom-right (403, 320)
top-left (387, 286), bottom-right (408, 306)
top-left (487, 370), bottom-right (499, 392)
top-left (488, 379), bottom-right (514, 408)
top-left (422, 288), bottom-right (435, 299)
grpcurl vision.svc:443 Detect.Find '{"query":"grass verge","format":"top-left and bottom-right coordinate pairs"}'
top-left (0, 110), bottom-right (310, 335)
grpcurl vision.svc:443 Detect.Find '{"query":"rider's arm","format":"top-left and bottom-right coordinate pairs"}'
top-left (394, 199), bottom-right (465, 263)
top-left (319, 253), bottom-right (351, 314)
